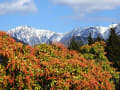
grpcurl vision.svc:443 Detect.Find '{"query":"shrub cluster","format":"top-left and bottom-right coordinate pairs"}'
top-left (80, 41), bottom-right (120, 89)
top-left (0, 31), bottom-right (119, 90)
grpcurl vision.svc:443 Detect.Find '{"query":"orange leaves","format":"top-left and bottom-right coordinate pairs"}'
top-left (105, 80), bottom-right (113, 90)
top-left (25, 76), bottom-right (30, 81)
top-left (26, 45), bottom-right (32, 50)
top-left (22, 67), bottom-right (27, 74)
top-left (11, 60), bottom-right (15, 64)
top-left (4, 76), bottom-right (9, 80)
top-left (48, 58), bottom-right (62, 65)
top-left (69, 50), bottom-right (77, 56)
top-left (6, 63), bottom-right (10, 70)
top-left (0, 31), bottom-right (117, 90)
top-left (0, 31), bottom-right (7, 37)
top-left (47, 77), bottom-right (56, 80)
top-left (68, 59), bottom-right (87, 68)
top-left (9, 78), bottom-right (14, 85)
top-left (41, 61), bottom-right (49, 66)
top-left (63, 72), bottom-right (70, 78)
top-left (16, 43), bottom-right (23, 48)
top-left (54, 43), bottom-right (66, 51)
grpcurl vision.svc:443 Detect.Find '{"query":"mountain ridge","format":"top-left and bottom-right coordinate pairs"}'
top-left (7, 24), bottom-right (120, 46)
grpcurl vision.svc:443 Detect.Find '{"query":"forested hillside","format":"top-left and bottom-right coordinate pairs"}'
top-left (0, 31), bottom-right (119, 90)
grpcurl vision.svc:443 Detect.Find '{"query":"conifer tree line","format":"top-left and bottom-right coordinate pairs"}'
top-left (68, 28), bottom-right (120, 71)
top-left (105, 28), bottom-right (120, 70)
top-left (68, 36), bottom-right (83, 51)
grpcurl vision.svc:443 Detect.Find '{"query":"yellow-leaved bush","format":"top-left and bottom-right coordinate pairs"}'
top-left (80, 41), bottom-right (120, 89)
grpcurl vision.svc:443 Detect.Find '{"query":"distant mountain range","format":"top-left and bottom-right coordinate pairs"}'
top-left (7, 24), bottom-right (120, 46)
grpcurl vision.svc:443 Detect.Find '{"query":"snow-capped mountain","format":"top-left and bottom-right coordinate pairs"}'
top-left (7, 24), bottom-right (120, 46)
top-left (7, 25), bottom-right (65, 46)
top-left (61, 26), bottom-right (104, 44)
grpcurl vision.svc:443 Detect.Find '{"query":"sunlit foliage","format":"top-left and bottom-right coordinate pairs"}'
top-left (0, 31), bottom-right (119, 90)
top-left (80, 41), bottom-right (120, 89)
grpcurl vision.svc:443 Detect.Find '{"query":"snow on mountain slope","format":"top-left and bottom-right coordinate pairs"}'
top-left (60, 26), bottom-right (105, 44)
top-left (7, 24), bottom-right (120, 46)
top-left (63, 26), bottom-right (105, 39)
top-left (102, 24), bottom-right (119, 40)
top-left (114, 24), bottom-right (120, 36)
top-left (7, 25), bottom-right (64, 46)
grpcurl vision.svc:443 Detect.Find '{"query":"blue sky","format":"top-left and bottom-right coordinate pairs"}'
top-left (0, 0), bottom-right (120, 33)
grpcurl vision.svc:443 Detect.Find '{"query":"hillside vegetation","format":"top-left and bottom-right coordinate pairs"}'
top-left (0, 31), bottom-right (119, 90)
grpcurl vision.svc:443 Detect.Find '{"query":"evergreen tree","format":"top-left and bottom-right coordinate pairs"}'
top-left (68, 36), bottom-right (83, 51)
top-left (105, 28), bottom-right (120, 70)
top-left (48, 40), bottom-right (53, 45)
top-left (95, 35), bottom-right (104, 42)
top-left (88, 33), bottom-right (94, 45)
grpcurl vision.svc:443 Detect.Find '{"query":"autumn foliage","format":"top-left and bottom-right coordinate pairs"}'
top-left (0, 31), bottom-right (119, 90)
